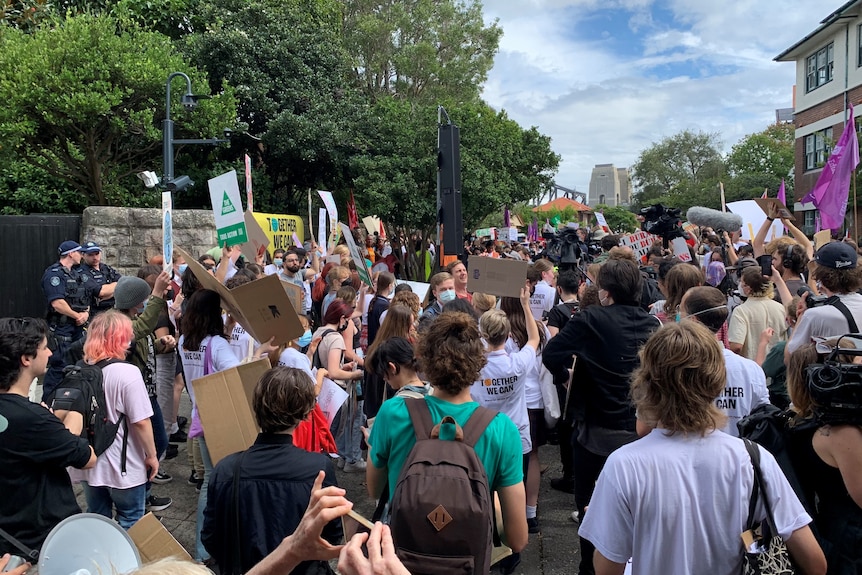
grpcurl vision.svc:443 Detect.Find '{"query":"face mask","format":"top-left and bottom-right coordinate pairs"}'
top-left (599, 289), bottom-right (609, 307)
top-left (178, 264), bottom-right (188, 275)
top-left (273, 258), bottom-right (283, 267)
top-left (297, 329), bottom-right (313, 347)
top-left (438, 289), bottom-right (456, 304)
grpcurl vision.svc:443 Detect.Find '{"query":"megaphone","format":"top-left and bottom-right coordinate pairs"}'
top-left (38, 513), bottom-right (141, 575)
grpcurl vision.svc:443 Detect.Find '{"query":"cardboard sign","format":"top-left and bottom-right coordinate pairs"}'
top-left (671, 237), bottom-right (692, 262)
top-left (595, 212), bottom-right (610, 233)
top-left (249, 213), bottom-right (305, 255)
top-left (161, 191), bottom-right (173, 274)
top-left (727, 200), bottom-right (783, 241)
top-left (362, 215), bottom-right (381, 237)
top-left (317, 377), bottom-right (349, 426)
top-left (814, 230), bottom-right (832, 250)
top-left (176, 247), bottom-right (304, 345)
top-left (208, 170), bottom-right (248, 246)
top-left (280, 279), bottom-right (304, 315)
top-left (467, 255), bottom-right (529, 298)
top-left (241, 210), bottom-right (270, 263)
top-left (192, 357), bottom-right (271, 465)
top-left (129, 512), bottom-right (192, 563)
top-left (619, 230), bottom-right (660, 260)
top-left (339, 222), bottom-right (373, 287)
top-left (754, 197), bottom-right (795, 222)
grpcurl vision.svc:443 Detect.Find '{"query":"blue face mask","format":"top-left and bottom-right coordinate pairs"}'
top-left (178, 264), bottom-right (188, 275)
top-left (297, 330), bottom-right (313, 347)
top-left (438, 289), bottom-right (457, 304)
top-left (273, 258), bottom-right (283, 267)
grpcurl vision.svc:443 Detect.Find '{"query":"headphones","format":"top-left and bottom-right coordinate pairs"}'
top-left (782, 244), bottom-right (795, 270)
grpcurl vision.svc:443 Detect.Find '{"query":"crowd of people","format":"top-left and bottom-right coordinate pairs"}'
top-left (1, 211), bottom-right (861, 574)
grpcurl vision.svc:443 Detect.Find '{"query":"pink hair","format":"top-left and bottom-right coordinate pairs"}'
top-left (84, 310), bottom-right (133, 362)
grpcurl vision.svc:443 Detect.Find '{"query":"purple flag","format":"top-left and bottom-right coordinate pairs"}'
top-left (777, 179), bottom-right (786, 206)
top-left (802, 104), bottom-right (859, 230)
top-left (504, 207), bottom-right (510, 228)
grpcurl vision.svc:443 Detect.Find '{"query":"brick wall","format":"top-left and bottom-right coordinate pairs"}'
top-left (81, 207), bottom-right (219, 276)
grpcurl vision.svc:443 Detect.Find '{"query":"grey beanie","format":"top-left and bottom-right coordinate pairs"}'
top-left (113, 276), bottom-right (151, 310)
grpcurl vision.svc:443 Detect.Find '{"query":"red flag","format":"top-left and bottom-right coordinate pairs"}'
top-left (347, 190), bottom-right (359, 230)
top-left (760, 189), bottom-right (768, 199)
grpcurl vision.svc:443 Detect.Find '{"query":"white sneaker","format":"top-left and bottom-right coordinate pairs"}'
top-left (570, 511), bottom-right (580, 523)
top-left (343, 459), bottom-right (367, 473)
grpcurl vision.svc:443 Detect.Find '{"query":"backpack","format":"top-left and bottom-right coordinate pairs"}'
top-left (389, 398), bottom-right (497, 575)
top-left (51, 359), bottom-right (129, 473)
top-left (311, 329), bottom-right (337, 370)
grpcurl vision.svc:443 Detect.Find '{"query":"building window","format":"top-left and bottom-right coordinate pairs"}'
top-left (806, 43), bottom-right (834, 92)
top-left (804, 127), bottom-right (833, 171)
top-left (803, 211), bottom-right (816, 234)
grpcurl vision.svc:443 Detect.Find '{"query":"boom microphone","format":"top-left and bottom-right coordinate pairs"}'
top-left (686, 206), bottom-right (742, 232)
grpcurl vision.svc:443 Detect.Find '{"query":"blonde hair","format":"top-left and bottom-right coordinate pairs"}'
top-left (631, 322), bottom-right (727, 435)
top-left (472, 292), bottom-right (496, 314)
top-left (479, 308), bottom-right (510, 347)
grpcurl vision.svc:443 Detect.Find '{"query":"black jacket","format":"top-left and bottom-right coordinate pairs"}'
top-left (202, 434), bottom-right (342, 575)
top-left (543, 303), bottom-right (659, 431)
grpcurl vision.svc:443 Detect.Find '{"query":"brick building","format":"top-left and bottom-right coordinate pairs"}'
top-left (776, 0), bottom-right (862, 234)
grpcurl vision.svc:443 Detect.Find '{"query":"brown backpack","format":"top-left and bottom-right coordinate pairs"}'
top-left (389, 398), bottom-right (497, 575)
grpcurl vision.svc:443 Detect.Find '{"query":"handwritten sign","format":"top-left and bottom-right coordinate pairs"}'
top-left (619, 230), bottom-right (660, 259)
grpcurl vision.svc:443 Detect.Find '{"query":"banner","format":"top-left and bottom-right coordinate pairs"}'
top-left (208, 170), bottom-right (248, 246)
top-left (161, 191), bottom-right (173, 273)
top-left (619, 230), bottom-right (659, 260)
top-left (244, 154), bottom-right (253, 212)
top-left (249, 213), bottom-right (305, 255)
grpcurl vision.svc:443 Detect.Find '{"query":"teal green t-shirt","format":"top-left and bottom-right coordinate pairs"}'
top-left (368, 395), bottom-right (523, 500)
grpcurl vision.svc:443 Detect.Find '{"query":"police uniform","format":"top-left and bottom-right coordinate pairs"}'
top-left (40, 262), bottom-right (93, 400)
top-left (77, 261), bottom-right (121, 316)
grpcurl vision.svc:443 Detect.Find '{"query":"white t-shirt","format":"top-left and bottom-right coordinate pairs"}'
top-left (68, 363), bottom-right (154, 489)
top-left (178, 335), bottom-right (241, 406)
top-left (504, 324), bottom-right (552, 410)
top-left (224, 317), bottom-right (258, 363)
top-left (718, 348), bottom-right (770, 436)
top-left (579, 429), bottom-right (811, 575)
top-left (471, 348), bottom-right (535, 454)
top-left (278, 347), bottom-right (316, 385)
top-left (529, 280), bottom-right (556, 320)
top-left (787, 292), bottom-right (862, 354)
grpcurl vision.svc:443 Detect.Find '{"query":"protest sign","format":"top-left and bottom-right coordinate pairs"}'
top-left (208, 170), bottom-right (248, 246)
top-left (467, 256), bottom-right (529, 298)
top-left (396, 280), bottom-right (431, 307)
top-left (249, 213), bottom-right (304, 255)
top-left (619, 230), bottom-right (660, 260)
top-left (475, 227), bottom-right (496, 239)
top-left (362, 215), bottom-right (381, 236)
top-left (727, 200), bottom-right (783, 241)
top-left (339, 222), bottom-right (373, 287)
top-left (318, 190), bottom-right (339, 246)
top-left (595, 212), bottom-right (610, 233)
top-left (508, 227), bottom-right (519, 241)
top-left (317, 377), bottom-right (349, 427)
top-left (241, 210), bottom-right (270, 263)
top-left (671, 237), bottom-right (692, 262)
top-left (318, 208), bottom-right (328, 254)
top-left (754, 197), bottom-right (795, 222)
top-left (161, 191), bottom-right (173, 274)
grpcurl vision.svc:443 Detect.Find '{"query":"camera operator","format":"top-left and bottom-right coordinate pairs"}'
top-left (785, 242), bottom-right (862, 363)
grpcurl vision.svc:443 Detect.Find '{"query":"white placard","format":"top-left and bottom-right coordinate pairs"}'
top-left (595, 212), bottom-right (610, 232)
top-left (508, 227), bottom-right (519, 241)
top-left (162, 191), bottom-right (173, 273)
top-left (317, 377), bottom-right (349, 426)
top-left (726, 200), bottom-right (783, 241)
top-left (619, 230), bottom-right (660, 259)
top-left (318, 208), bottom-right (328, 256)
top-left (671, 237), bottom-right (692, 262)
top-left (317, 190), bottom-right (339, 245)
top-left (208, 170), bottom-right (248, 246)
top-left (395, 280), bottom-right (431, 306)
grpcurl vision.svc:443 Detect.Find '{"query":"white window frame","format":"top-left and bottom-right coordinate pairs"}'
top-left (806, 43), bottom-right (834, 92)
top-left (804, 127), bottom-right (833, 171)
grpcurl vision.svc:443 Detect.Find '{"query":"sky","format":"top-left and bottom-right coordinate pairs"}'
top-left (480, 0), bottom-right (836, 198)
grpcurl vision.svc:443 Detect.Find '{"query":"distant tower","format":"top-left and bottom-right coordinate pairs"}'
top-left (589, 164), bottom-right (621, 206)
top-left (616, 167), bottom-right (631, 206)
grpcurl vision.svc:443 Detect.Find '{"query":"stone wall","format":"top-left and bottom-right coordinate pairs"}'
top-left (81, 207), bottom-right (218, 276)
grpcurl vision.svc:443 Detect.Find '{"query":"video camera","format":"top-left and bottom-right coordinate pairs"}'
top-left (639, 204), bottom-right (684, 245)
top-left (544, 227), bottom-right (587, 270)
top-left (797, 285), bottom-right (830, 309)
top-left (805, 334), bottom-right (862, 425)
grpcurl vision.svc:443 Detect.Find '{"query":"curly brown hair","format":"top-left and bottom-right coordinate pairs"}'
top-left (416, 312), bottom-right (486, 395)
top-left (630, 322), bottom-right (727, 435)
top-left (253, 366), bottom-right (317, 433)
top-left (391, 290), bottom-right (421, 317)
top-left (813, 264), bottom-right (862, 294)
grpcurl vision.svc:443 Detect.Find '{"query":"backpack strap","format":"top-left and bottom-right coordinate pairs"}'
top-left (93, 358), bottom-right (130, 475)
top-left (827, 296), bottom-right (859, 333)
top-left (461, 406), bottom-right (497, 448)
top-left (404, 397), bottom-right (435, 441)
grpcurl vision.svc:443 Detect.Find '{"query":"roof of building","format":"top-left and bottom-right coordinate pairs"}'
top-left (775, 0), bottom-right (861, 61)
top-left (532, 197), bottom-right (592, 213)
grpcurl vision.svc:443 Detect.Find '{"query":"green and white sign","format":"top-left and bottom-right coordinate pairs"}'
top-left (208, 170), bottom-right (248, 246)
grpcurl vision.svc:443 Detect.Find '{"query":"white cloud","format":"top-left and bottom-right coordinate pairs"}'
top-left (480, 0), bottom-right (836, 196)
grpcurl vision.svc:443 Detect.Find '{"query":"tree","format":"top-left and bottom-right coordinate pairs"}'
top-left (183, 0), bottom-right (364, 211)
top-left (631, 130), bottom-right (725, 212)
top-left (0, 15), bottom-right (236, 211)
top-left (342, 0), bottom-right (502, 104)
top-left (594, 204), bottom-right (638, 233)
top-left (725, 122), bottom-right (794, 199)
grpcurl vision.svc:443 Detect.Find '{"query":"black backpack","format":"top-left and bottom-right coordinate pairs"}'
top-left (389, 398), bottom-right (497, 575)
top-left (311, 329), bottom-right (338, 370)
top-left (52, 359), bottom-right (129, 472)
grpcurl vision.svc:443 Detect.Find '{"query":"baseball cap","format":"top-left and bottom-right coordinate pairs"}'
top-left (58, 240), bottom-right (82, 256)
top-left (81, 241), bottom-right (102, 254)
top-left (815, 242), bottom-right (857, 269)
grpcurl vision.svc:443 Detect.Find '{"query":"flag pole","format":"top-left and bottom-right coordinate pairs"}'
top-left (854, 170), bottom-right (858, 242)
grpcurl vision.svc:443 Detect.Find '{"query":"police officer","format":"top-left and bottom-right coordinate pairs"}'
top-left (41, 240), bottom-right (94, 401)
top-left (77, 240), bottom-right (121, 317)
